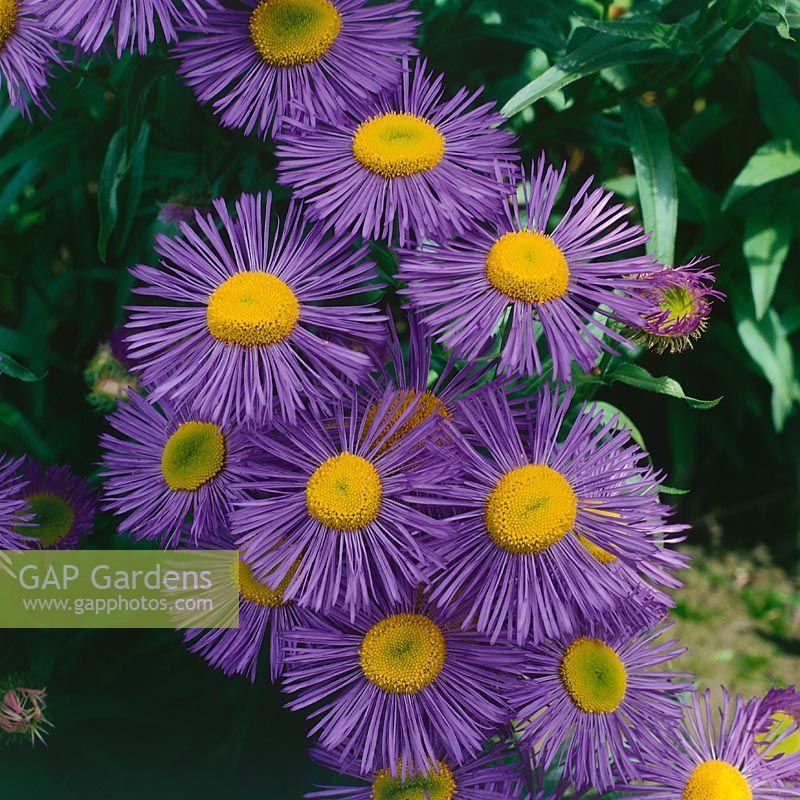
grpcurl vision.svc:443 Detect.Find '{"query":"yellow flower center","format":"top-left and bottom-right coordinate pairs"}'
top-left (237, 560), bottom-right (297, 607)
top-left (682, 760), bottom-right (752, 800)
top-left (485, 231), bottom-right (570, 304)
top-left (372, 761), bottom-right (457, 800)
top-left (484, 464), bottom-right (577, 555)
top-left (577, 534), bottom-right (619, 564)
top-left (23, 494), bottom-right (75, 547)
top-left (306, 453), bottom-right (382, 531)
top-left (207, 272), bottom-right (300, 347)
top-left (0, 0), bottom-right (18, 49)
top-left (559, 637), bottom-right (627, 714)
top-left (352, 113), bottom-right (446, 179)
top-left (161, 421), bottom-right (226, 491)
top-left (360, 613), bottom-right (447, 694)
top-left (366, 389), bottom-right (452, 448)
top-left (659, 284), bottom-right (695, 322)
top-left (249, 0), bottom-right (342, 66)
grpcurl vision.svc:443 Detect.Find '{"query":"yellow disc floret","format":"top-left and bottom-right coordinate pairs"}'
top-left (577, 534), bottom-right (619, 564)
top-left (485, 231), bottom-right (570, 304)
top-left (249, 0), bottom-right (342, 66)
top-left (682, 760), bottom-right (752, 800)
top-left (161, 421), bottom-right (226, 491)
top-left (559, 637), bottom-right (627, 713)
top-left (372, 761), bottom-right (457, 800)
top-left (360, 613), bottom-right (447, 694)
top-left (485, 464), bottom-right (577, 555)
top-left (306, 453), bottom-right (382, 531)
top-left (23, 494), bottom-right (75, 547)
top-left (352, 113), bottom-right (446, 179)
top-left (0, 0), bottom-right (18, 49)
top-left (237, 560), bottom-right (298, 607)
top-left (207, 272), bottom-right (300, 347)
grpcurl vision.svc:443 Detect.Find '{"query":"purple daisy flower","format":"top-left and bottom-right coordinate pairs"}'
top-left (234, 387), bottom-right (456, 615)
top-left (509, 620), bottom-right (690, 791)
top-left (183, 536), bottom-right (318, 682)
top-left (48, 0), bottom-right (213, 56)
top-left (17, 457), bottom-right (96, 549)
top-left (628, 257), bottom-right (724, 354)
top-left (0, 0), bottom-right (61, 118)
top-left (429, 386), bottom-right (681, 646)
top-left (620, 689), bottom-right (800, 799)
top-left (126, 192), bottom-right (386, 426)
top-left (400, 154), bottom-right (659, 380)
top-left (307, 744), bottom-right (523, 800)
top-left (276, 58), bottom-right (518, 246)
top-left (281, 592), bottom-right (520, 776)
top-left (0, 454), bottom-right (33, 549)
top-left (100, 391), bottom-right (252, 547)
top-left (174, 0), bottom-right (418, 139)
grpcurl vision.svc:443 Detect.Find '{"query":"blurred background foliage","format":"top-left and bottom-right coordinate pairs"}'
top-left (1, 0), bottom-right (799, 796)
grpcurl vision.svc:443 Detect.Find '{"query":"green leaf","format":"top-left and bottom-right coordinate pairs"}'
top-left (501, 33), bottom-right (668, 116)
top-left (750, 60), bottom-right (800, 139)
top-left (0, 351), bottom-right (44, 382)
top-left (719, 0), bottom-right (762, 26)
top-left (659, 484), bottom-right (690, 495)
top-left (575, 17), bottom-right (699, 53)
top-left (743, 208), bottom-right (792, 319)
top-left (722, 139), bottom-right (800, 211)
top-left (621, 99), bottom-right (678, 266)
top-left (782, 305), bottom-right (800, 335)
top-left (764, 0), bottom-right (796, 39)
top-left (97, 126), bottom-right (129, 261)
top-left (606, 363), bottom-right (722, 410)
top-left (590, 401), bottom-right (647, 450)
top-left (733, 291), bottom-right (796, 430)
top-left (115, 121), bottom-right (151, 257)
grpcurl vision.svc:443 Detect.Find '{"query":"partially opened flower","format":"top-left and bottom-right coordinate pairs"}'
top-left (15, 458), bottom-right (95, 550)
top-left (307, 743), bottom-right (522, 800)
top-left (126, 192), bottom-right (386, 425)
top-left (621, 689), bottom-right (800, 799)
top-left (400, 154), bottom-right (657, 380)
top-left (510, 620), bottom-right (690, 791)
top-left (48, 0), bottom-right (212, 55)
top-left (235, 388), bottom-right (456, 614)
top-left (755, 687), bottom-right (800, 778)
top-left (0, 686), bottom-right (52, 745)
top-left (175, 0), bottom-right (418, 138)
top-left (84, 333), bottom-right (139, 413)
top-left (277, 58), bottom-right (518, 245)
top-left (430, 387), bottom-right (679, 645)
top-left (0, 454), bottom-right (33, 549)
top-left (281, 593), bottom-right (519, 775)
top-left (368, 312), bottom-right (492, 444)
top-left (100, 391), bottom-right (252, 547)
top-left (0, 0), bottom-right (61, 117)
top-left (184, 537), bottom-right (317, 682)
top-left (628, 257), bottom-right (723, 354)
